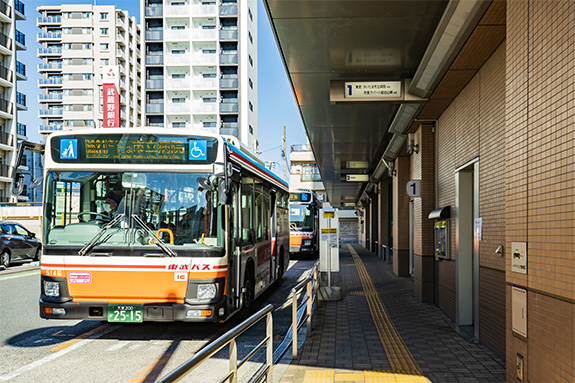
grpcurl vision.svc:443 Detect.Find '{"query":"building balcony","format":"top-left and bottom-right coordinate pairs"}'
top-left (38, 62), bottom-right (62, 71)
top-left (166, 103), bottom-right (191, 114)
top-left (192, 102), bottom-right (217, 114)
top-left (191, 29), bottom-right (216, 40)
top-left (145, 30), bottom-right (163, 41)
top-left (190, 78), bottom-right (217, 89)
top-left (0, 98), bottom-right (12, 114)
top-left (166, 54), bottom-right (190, 65)
top-left (220, 102), bottom-right (238, 113)
top-left (146, 103), bottom-right (164, 114)
top-left (15, 61), bottom-right (26, 79)
top-left (220, 78), bottom-right (238, 89)
top-left (16, 91), bottom-right (26, 110)
top-left (0, 132), bottom-right (10, 147)
top-left (164, 6), bottom-right (189, 17)
top-left (15, 30), bottom-right (25, 48)
top-left (39, 93), bottom-right (63, 102)
top-left (39, 124), bottom-right (63, 133)
top-left (38, 47), bottom-right (62, 55)
top-left (39, 108), bottom-right (63, 116)
top-left (165, 29), bottom-right (191, 41)
top-left (220, 53), bottom-right (238, 65)
top-left (0, 32), bottom-right (11, 51)
top-left (146, 79), bottom-right (164, 89)
top-left (37, 16), bottom-right (61, 25)
top-left (166, 78), bottom-right (189, 89)
top-left (38, 78), bottom-right (63, 87)
top-left (0, 1), bottom-right (11, 20)
top-left (0, 65), bottom-right (11, 83)
top-left (220, 127), bottom-right (238, 136)
top-left (145, 5), bottom-right (162, 17)
top-left (38, 32), bottom-right (61, 40)
top-left (191, 4), bottom-right (216, 16)
top-left (191, 53), bottom-right (216, 65)
top-left (145, 54), bottom-right (164, 66)
top-left (17, 122), bottom-right (26, 137)
top-left (219, 29), bottom-right (238, 41)
top-left (14, 0), bottom-right (24, 20)
top-left (219, 4), bottom-right (238, 16)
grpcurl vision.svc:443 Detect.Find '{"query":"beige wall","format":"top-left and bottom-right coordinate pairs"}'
top-left (506, 1), bottom-right (575, 381)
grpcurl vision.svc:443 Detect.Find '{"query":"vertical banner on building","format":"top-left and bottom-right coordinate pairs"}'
top-left (102, 65), bottom-right (120, 128)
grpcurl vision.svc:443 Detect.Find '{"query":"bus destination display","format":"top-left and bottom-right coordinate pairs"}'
top-left (52, 134), bottom-right (218, 165)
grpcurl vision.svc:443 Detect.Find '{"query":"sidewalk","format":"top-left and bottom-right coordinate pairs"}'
top-left (278, 244), bottom-right (506, 383)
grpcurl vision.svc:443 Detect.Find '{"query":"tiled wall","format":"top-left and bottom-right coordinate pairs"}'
top-left (434, 42), bottom-right (506, 358)
top-left (506, 0), bottom-right (575, 381)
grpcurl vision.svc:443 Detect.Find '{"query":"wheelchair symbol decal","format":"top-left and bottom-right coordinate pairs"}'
top-left (61, 139), bottom-right (78, 160)
top-left (189, 140), bottom-right (207, 160)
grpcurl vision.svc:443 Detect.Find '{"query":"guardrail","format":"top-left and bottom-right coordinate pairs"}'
top-left (291, 261), bottom-right (319, 358)
top-left (157, 304), bottom-right (274, 383)
top-left (156, 261), bottom-right (320, 383)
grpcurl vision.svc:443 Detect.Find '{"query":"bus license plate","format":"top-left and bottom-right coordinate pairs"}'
top-left (107, 304), bottom-right (143, 323)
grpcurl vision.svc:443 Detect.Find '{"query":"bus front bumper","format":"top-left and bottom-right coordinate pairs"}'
top-left (39, 298), bottom-right (229, 323)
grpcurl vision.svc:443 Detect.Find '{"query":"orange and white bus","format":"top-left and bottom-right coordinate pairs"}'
top-left (13, 128), bottom-right (289, 323)
top-left (289, 189), bottom-right (319, 257)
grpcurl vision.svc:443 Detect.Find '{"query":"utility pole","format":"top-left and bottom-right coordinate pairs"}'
top-left (281, 125), bottom-right (288, 181)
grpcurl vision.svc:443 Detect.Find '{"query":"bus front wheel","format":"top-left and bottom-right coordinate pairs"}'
top-left (240, 269), bottom-right (255, 319)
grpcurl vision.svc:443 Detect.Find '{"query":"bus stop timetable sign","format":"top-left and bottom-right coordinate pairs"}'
top-left (345, 81), bottom-right (401, 99)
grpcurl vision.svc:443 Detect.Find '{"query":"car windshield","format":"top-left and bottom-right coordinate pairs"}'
top-left (289, 204), bottom-right (313, 232)
top-left (43, 171), bottom-right (223, 251)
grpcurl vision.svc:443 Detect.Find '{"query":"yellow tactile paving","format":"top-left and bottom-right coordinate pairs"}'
top-left (301, 370), bottom-right (431, 383)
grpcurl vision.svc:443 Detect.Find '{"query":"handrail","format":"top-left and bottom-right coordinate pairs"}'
top-left (156, 304), bottom-right (274, 383)
top-left (291, 261), bottom-right (319, 358)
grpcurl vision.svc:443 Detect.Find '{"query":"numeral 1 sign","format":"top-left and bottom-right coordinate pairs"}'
top-left (406, 180), bottom-right (421, 197)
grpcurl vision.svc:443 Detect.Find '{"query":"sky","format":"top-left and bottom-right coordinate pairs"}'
top-left (20, 0), bottom-right (307, 178)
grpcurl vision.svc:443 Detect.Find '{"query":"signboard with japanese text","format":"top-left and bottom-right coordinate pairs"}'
top-left (103, 66), bottom-right (120, 128)
top-left (344, 81), bottom-right (401, 99)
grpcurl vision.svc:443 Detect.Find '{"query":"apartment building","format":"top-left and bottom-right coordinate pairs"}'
top-left (142, 0), bottom-right (258, 151)
top-left (0, 0), bottom-right (27, 202)
top-left (37, 5), bottom-right (142, 133)
top-left (289, 142), bottom-right (326, 202)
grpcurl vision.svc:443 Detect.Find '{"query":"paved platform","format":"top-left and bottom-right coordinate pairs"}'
top-left (277, 244), bottom-right (506, 383)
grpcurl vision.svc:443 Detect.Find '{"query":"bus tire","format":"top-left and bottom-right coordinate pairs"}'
top-left (240, 267), bottom-right (255, 319)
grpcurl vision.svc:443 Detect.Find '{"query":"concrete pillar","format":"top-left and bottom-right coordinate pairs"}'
top-left (411, 124), bottom-right (435, 303)
top-left (364, 199), bottom-right (370, 250)
top-left (369, 191), bottom-right (378, 254)
top-left (393, 156), bottom-right (410, 277)
top-left (378, 179), bottom-right (390, 260)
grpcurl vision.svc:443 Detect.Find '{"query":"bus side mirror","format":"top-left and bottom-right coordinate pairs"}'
top-left (218, 178), bottom-right (232, 205)
top-left (11, 172), bottom-right (25, 196)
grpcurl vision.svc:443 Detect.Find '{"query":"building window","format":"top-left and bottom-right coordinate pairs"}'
top-left (101, 59), bottom-right (109, 66)
top-left (172, 73), bottom-right (185, 78)
top-left (100, 12), bottom-right (108, 20)
top-left (203, 97), bottom-right (216, 103)
top-left (172, 122), bottom-right (186, 128)
top-left (101, 28), bottom-right (109, 35)
top-left (249, 125), bottom-right (253, 134)
top-left (83, 43), bottom-right (93, 49)
top-left (249, 102), bottom-right (253, 111)
top-left (248, 8), bottom-right (253, 21)
top-left (202, 49), bottom-right (216, 54)
top-left (172, 50), bottom-right (186, 54)
top-left (171, 26), bottom-right (185, 30)
top-left (202, 25), bottom-right (215, 30)
top-left (100, 43), bottom-right (109, 51)
top-left (248, 55), bottom-right (253, 66)
top-left (203, 73), bottom-right (216, 78)
top-left (248, 32), bottom-right (253, 44)
top-left (203, 121), bottom-right (217, 128)
top-left (172, 98), bottom-right (186, 103)
top-left (249, 78), bottom-right (253, 89)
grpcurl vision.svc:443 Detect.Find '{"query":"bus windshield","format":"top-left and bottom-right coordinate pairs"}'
top-left (290, 204), bottom-right (314, 232)
top-left (43, 171), bottom-right (224, 252)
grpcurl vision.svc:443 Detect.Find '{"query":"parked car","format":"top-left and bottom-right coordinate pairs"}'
top-left (0, 221), bottom-right (42, 269)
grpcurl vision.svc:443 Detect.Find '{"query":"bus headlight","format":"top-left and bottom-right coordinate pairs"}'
top-left (197, 284), bottom-right (216, 300)
top-left (44, 281), bottom-right (60, 297)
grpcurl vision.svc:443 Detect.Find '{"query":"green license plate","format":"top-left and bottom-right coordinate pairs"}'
top-left (107, 304), bottom-right (143, 323)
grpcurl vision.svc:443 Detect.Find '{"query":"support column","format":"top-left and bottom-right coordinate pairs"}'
top-left (393, 156), bottom-right (410, 277)
top-left (378, 179), bottom-right (390, 260)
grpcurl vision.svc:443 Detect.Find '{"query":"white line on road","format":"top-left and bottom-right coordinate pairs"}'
top-left (0, 324), bottom-right (120, 381)
top-left (106, 341), bottom-right (130, 351)
top-left (0, 271), bottom-right (38, 281)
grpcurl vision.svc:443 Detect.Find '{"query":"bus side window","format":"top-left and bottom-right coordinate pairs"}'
top-left (254, 182), bottom-right (263, 241)
top-left (241, 178), bottom-right (254, 243)
top-left (263, 189), bottom-right (270, 241)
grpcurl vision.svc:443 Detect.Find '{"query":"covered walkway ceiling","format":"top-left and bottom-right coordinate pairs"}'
top-left (263, 0), bottom-right (505, 206)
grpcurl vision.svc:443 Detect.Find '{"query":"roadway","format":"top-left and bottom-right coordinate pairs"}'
top-left (0, 258), bottom-right (316, 382)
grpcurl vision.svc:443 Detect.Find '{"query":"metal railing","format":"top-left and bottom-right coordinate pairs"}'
top-left (157, 304), bottom-right (274, 383)
top-left (290, 261), bottom-right (319, 358)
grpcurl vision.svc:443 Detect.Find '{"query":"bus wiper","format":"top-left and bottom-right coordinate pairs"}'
top-left (131, 215), bottom-right (176, 257)
top-left (78, 214), bottom-right (124, 256)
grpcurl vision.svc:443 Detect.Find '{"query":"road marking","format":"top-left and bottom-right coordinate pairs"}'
top-left (107, 341), bottom-right (130, 351)
top-left (0, 270), bottom-right (38, 281)
top-left (0, 323), bottom-right (118, 381)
